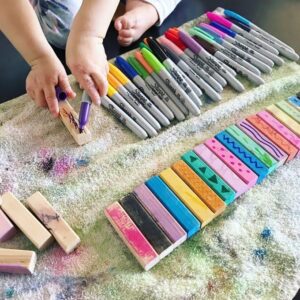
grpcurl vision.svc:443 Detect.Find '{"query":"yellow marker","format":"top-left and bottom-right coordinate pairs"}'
top-left (109, 62), bottom-right (130, 85)
top-left (267, 104), bottom-right (300, 136)
top-left (160, 168), bottom-right (215, 227)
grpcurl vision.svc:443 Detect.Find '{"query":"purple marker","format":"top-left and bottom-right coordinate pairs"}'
top-left (55, 86), bottom-right (67, 101)
top-left (78, 91), bottom-right (92, 133)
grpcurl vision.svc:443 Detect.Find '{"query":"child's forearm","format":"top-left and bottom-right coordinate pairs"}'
top-left (69, 0), bottom-right (120, 40)
top-left (0, 0), bottom-right (54, 65)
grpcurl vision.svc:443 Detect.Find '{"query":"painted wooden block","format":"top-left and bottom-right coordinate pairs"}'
top-left (146, 176), bottom-right (200, 238)
top-left (0, 209), bottom-right (16, 242)
top-left (120, 193), bottom-right (173, 259)
top-left (0, 248), bottom-right (37, 275)
top-left (160, 168), bottom-right (215, 227)
top-left (288, 96), bottom-right (300, 110)
top-left (194, 144), bottom-right (249, 198)
top-left (171, 160), bottom-right (226, 215)
top-left (133, 184), bottom-right (187, 247)
top-left (215, 131), bottom-right (268, 183)
top-left (182, 150), bottom-right (236, 205)
top-left (266, 104), bottom-right (300, 136)
top-left (26, 192), bottom-right (81, 254)
top-left (205, 138), bottom-right (258, 187)
top-left (59, 100), bottom-right (92, 146)
top-left (105, 202), bottom-right (159, 271)
top-left (226, 125), bottom-right (278, 173)
top-left (276, 100), bottom-right (300, 123)
top-left (237, 120), bottom-right (288, 166)
top-left (0, 193), bottom-right (53, 250)
top-left (247, 114), bottom-right (298, 162)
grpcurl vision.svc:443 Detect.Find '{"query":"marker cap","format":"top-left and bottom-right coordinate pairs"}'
top-left (107, 84), bottom-right (117, 98)
top-left (141, 48), bottom-right (164, 73)
top-left (189, 28), bottom-right (214, 44)
top-left (147, 37), bottom-right (168, 63)
top-left (210, 21), bottom-right (236, 37)
top-left (192, 27), bottom-right (222, 44)
top-left (178, 30), bottom-right (202, 54)
top-left (109, 63), bottom-right (129, 85)
top-left (164, 31), bottom-right (187, 51)
top-left (193, 36), bottom-right (216, 55)
top-left (224, 9), bottom-right (251, 26)
top-left (206, 12), bottom-right (232, 29)
top-left (199, 23), bottom-right (226, 39)
top-left (227, 17), bottom-right (251, 32)
top-left (139, 42), bottom-right (152, 52)
top-left (161, 45), bottom-right (180, 64)
top-left (115, 56), bottom-right (138, 80)
top-left (107, 72), bottom-right (122, 89)
top-left (55, 86), bottom-right (67, 101)
top-left (127, 56), bottom-right (149, 80)
top-left (158, 36), bottom-right (184, 56)
top-left (135, 51), bottom-right (154, 74)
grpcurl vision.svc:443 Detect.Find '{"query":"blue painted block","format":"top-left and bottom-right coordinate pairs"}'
top-left (146, 176), bottom-right (200, 238)
top-left (288, 96), bottom-right (300, 109)
top-left (215, 131), bottom-right (268, 183)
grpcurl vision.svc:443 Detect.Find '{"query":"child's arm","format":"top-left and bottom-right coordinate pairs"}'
top-left (66, 0), bottom-right (120, 105)
top-left (0, 0), bottom-right (75, 116)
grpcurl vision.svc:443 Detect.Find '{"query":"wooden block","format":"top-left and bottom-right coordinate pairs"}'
top-left (0, 192), bottom-right (53, 250)
top-left (247, 114), bottom-right (298, 162)
top-left (160, 168), bottom-right (215, 227)
top-left (133, 184), bottom-right (187, 247)
top-left (266, 104), bottom-right (300, 136)
top-left (0, 248), bottom-right (37, 275)
top-left (215, 131), bottom-right (268, 183)
top-left (288, 96), bottom-right (300, 110)
top-left (0, 209), bottom-right (16, 242)
top-left (237, 120), bottom-right (288, 167)
top-left (171, 160), bottom-right (226, 215)
top-left (194, 144), bottom-right (249, 198)
top-left (182, 150), bottom-right (236, 205)
top-left (120, 193), bottom-right (173, 259)
top-left (276, 100), bottom-right (300, 123)
top-left (205, 137), bottom-right (258, 187)
top-left (59, 100), bottom-right (92, 146)
top-left (26, 192), bottom-right (80, 254)
top-left (105, 202), bottom-right (159, 271)
top-left (146, 176), bottom-right (200, 238)
top-left (226, 125), bottom-right (278, 173)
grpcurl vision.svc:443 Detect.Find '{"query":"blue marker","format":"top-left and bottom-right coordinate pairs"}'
top-left (78, 91), bottom-right (92, 133)
top-left (288, 96), bottom-right (300, 109)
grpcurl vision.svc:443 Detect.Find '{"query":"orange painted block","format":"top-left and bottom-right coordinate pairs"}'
top-left (172, 160), bottom-right (226, 216)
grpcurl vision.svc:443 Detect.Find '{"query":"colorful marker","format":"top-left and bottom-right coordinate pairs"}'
top-left (199, 23), bottom-right (272, 73)
top-left (115, 56), bottom-right (172, 124)
top-left (109, 63), bottom-right (162, 131)
top-left (55, 86), bottom-right (67, 101)
top-left (108, 72), bottom-right (158, 137)
top-left (101, 95), bottom-right (148, 139)
top-left (128, 55), bottom-right (185, 121)
top-left (141, 48), bottom-right (201, 116)
top-left (178, 30), bottom-right (245, 92)
top-left (146, 38), bottom-right (201, 109)
top-left (78, 91), bottom-right (92, 133)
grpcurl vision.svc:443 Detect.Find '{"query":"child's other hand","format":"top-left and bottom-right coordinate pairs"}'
top-left (66, 36), bottom-right (108, 105)
top-left (26, 54), bottom-right (76, 117)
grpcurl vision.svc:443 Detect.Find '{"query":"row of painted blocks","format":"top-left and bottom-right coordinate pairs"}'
top-left (105, 97), bottom-right (300, 270)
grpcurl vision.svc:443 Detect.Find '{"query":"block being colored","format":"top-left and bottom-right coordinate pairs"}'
top-left (0, 192), bottom-right (53, 250)
top-left (160, 168), bottom-right (215, 227)
top-left (194, 144), bottom-right (249, 198)
top-left (226, 125), bottom-right (278, 173)
top-left (257, 111), bottom-right (300, 158)
top-left (26, 192), bottom-right (81, 254)
top-left (59, 100), bottom-right (92, 146)
top-left (288, 96), bottom-right (300, 110)
top-left (182, 150), bottom-right (236, 205)
top-left (248, 114), bottom-right (298, 162)
top-left (146, 176), bottom-right (200, 238)
top-left (205, 137), bottom-right (258, 187)
top-left (105, 202), bottom-right (159, 271)
top-left (237, 120), bottom-right (288, 166)
top-left (276, 100), bottom-right (300, 123)
top-left (215, 131), bottom-right (268, 183)
top-left (133, 184), bottom-right (187, 247)
top-left (0, 248), bottom-right (37, 275)
top-left (266, 104), bottom-right (300, 136)
top-left (172, 160), bottom-right (226, 215)
top-left (0, 209), bottom-right (16, 242)
top-left (120, 193), bottom-right (173, 259)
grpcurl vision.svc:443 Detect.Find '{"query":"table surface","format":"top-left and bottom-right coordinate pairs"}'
top-left (0, 0), bottom-right (300, 103)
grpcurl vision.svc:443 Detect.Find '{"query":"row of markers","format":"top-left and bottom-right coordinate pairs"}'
top-left (99, 9), bottom-right (299, 139)
top-left (105, 95), bottom-right (300, 271)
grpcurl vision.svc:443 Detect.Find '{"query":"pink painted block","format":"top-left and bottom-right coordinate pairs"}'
top-left (0, 209), bottom-right (17, 242)
top-left (105, 202), bottom-right (159, 271)
top-left (205, 138), bottom-right (258, 187)
top-left (134, 184), bottom-right (187, 247)
top-left (258, 111), bottom-right (300, 158)
top-left (194, 144), bottom-right (249, 198)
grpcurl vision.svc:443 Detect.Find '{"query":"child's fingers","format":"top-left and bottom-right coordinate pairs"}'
top-left (59, 75), bottom-right (76, 99)
top-left (44, 85), bottom-right (59, 117)
top-left (91, 72), bottom-right (108, 97)
top-left (35, 90), bottom-right (48, 108)
top-left (119, 29), bottom-right (134, 38)
top-left (79, 74), bottom-right (101, 105)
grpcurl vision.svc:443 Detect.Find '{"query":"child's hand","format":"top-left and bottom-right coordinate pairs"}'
top-left (66, 36), bottom-right (108, 105)
top-left (26, 54), bottom-right (76, 117)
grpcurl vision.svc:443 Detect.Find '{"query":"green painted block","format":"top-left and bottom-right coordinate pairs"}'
top-left (182, 150), bottom-right (235, 205)
top-left (276, 100), bottom-right (300, 123)
top-left (226, 125), bottom-right (278, 174)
